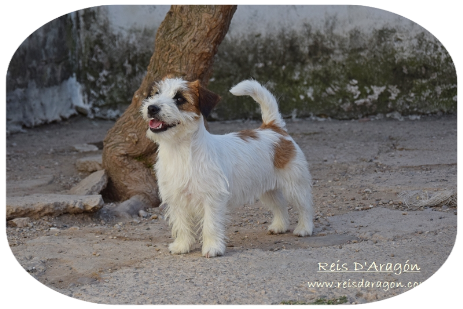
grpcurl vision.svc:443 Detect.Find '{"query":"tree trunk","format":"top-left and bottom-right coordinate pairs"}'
top-left (102, 5), bottom-right (237, 210)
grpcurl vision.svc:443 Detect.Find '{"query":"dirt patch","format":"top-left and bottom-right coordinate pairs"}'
top-left (6, 115), bottom-right (457, 304)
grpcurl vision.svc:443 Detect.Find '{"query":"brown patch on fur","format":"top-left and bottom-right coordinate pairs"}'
top-left (237, 129), bottom-right (259, 141)
top-left (177, 88), bottom-right (201, 116)
top-left (187, 80), bottom-right (220, 118)
top-left (260, 120), bottom-right (288, 136)
top-left (273, 137), bottom-right (296, 169)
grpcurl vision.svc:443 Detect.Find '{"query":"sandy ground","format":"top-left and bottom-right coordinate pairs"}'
top-left (5, 115), bottom-right (457, 304)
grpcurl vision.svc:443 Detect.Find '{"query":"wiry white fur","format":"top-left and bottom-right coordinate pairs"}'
top-left (230, 80), bottom-right (286, 128)
top-left (141, 78), bottom-right (314, 258)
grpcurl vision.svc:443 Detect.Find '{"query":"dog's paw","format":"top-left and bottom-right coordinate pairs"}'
top-left (202, 244), bottom-right (225, 258)
top-left (293, 223), bottom-right (313, 237)
top-left (168, 241), bottom-right (191, 255)
top-left (267, 224), bottom-right (288, 235)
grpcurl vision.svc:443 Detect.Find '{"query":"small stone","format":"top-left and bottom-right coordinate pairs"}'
top-left (364, 188), bottom-right (372, 193)
top-left (7, 217), bottom-right (31, 228)
top-left (69, 170), bottom-right (108, 195)
top-left (402, 212), bottom-right (407, 215)
top-left (138, 210), bottom-right (149, 218)
top-left (390, 254), bottom-right (394, 257)
top-left (68, 226), bottom-right (80, 231)
top-left (150, 214), bottom-right (158, 220)
top-left (73, 144), bottom-right (99, 152)
top-left (7, 194), bottom-right (104, 220)
top-left (113, 195), bottom-right (148, 218)
top-left (75, 105), bottom-right (91, 116)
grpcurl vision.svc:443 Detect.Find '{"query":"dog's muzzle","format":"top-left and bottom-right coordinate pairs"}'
top-left (147, 105), bottom-right (178, 133)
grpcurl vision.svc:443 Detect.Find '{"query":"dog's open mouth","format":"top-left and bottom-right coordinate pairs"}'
top-left (149, 119), bottom-right (177, 133)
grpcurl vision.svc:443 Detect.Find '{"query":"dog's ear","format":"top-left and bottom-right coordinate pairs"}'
top-left (190, 80), bottom-right (221, 118)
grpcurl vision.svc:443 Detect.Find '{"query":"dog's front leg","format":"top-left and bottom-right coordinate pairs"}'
top-left (201, 200), bottom-right (227, 258)
top-left (167, 204), bottom-right (195, 255)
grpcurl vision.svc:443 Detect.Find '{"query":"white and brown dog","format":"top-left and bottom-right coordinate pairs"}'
top-left (141, 77), bottom-right (314, 258)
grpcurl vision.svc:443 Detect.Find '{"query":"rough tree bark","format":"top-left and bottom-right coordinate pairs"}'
top-left (102, 5), bottom-right (237, 216)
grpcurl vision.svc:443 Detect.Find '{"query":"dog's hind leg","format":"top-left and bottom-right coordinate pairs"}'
top-left (261, 189), bottom-right (289, 234)
top-left (282, 183), bottom-right (314, 237)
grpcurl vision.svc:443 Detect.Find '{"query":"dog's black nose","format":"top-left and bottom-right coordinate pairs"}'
top-left (148, 105), bottom-right (160, 115)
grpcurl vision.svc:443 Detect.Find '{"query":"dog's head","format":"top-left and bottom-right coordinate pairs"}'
top-left (141, 77), bottom-right (220, 141)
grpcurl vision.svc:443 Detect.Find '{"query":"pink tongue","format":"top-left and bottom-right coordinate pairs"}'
top-left (149, 119), bottom-right (163, 129)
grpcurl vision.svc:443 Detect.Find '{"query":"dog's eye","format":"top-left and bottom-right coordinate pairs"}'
top-left (174, 93), bottom-right (186, 105)
top-left (155, 91), bottom-right (159, 95)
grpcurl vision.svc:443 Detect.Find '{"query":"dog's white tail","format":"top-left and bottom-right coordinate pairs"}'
top-left (230, 80), bottom-right (285, 128)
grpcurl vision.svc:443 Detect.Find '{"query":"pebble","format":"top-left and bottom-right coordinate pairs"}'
top-left (72, 144), bottom-right (99, 152)
top-left (138, 210), bottom-right (149, 218)
top-left (150, 214), bottom-right (158, 220)
top-left (7, 217), bottom-right (31, 228)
